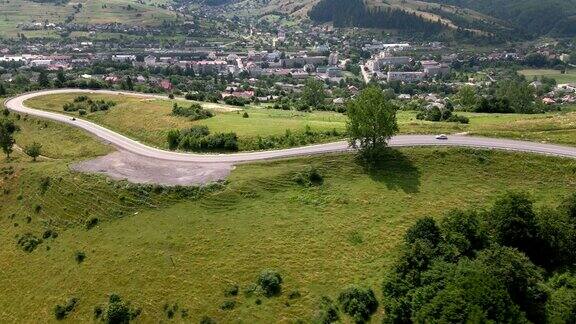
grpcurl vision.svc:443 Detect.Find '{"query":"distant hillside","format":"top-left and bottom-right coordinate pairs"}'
top-left (308, 0), bottom-right (576, 38)
top-left (420, 0), bottom-right (576, 37)
top-left (0, 0), bottom-right (178, 37)
top-left (309, 0), bottom-right (446, 34)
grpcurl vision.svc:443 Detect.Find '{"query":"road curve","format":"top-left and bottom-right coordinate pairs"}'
top-left (5, 89), bottom-right (576, 163)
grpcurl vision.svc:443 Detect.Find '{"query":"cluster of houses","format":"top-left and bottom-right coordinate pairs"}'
top-left (540, 83), bottom-right (576, 105)
top-left (363, 49), bottom-right (451, 83)
top-left (126, 49), bottom-right (346, 85)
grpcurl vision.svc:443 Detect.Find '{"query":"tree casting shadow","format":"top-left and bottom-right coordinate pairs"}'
top-left (359, 148), bottom-right (421, 194)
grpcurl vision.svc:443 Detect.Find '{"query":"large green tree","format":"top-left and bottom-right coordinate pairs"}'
top-left (301, 78), bottom-right (326, 108)
top-left (346, 86), bottom-right (398, 160)
top-left (0, 118), bottom-right (18, 159)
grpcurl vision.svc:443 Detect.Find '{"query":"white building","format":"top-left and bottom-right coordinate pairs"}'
top-left (387, 72), bottom-right (425, 83)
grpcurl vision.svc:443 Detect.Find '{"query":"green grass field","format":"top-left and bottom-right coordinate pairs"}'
top-left (24, 93), bottom-right (348, 150)
top-left (2, 110), bottom-right (576, 322)
top-left (519, 69), bottom-right (576, 84)
top-left (25, 93), bottom-right (576, 150)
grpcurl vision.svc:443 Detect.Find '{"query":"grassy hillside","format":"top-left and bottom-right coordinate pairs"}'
top-left (3, 104), bottom-right (576, 322)
top-left (423, 0), bottom-right (576, 37)
top-left (232, 0), bottom-right (574, 39)
top-left (0, 0), bottom-right (178, 37)
top-left (2, 135), bottom-right (576, 322)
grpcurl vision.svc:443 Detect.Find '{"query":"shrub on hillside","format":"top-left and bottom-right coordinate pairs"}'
top-left (185, 92), bottom-right (205, 101)
top-left (167, 126), bottom-right (238, 152)
top-left (85, 217), bottom-right (99, 230)
top-left (171, 103), bottom-right (213, 120)
top-left (94, 294), bottom-right (141, 323)
top-left (54, 297), bottom-right (78, 320)
top-left (224, 284), bottom-right (239, 297)
top-left (17, 233), bottom-right (42, 252)
top-left (337, 286), bottom-right (379, 323)
top-left (63, 97), bottom-right (116, 114)
top-left (223, 96), bottom-right (249, 106)
top-left (294, 166), bottom-right (324, 187)
top-left (75, 251), bottom-right (86, 264)
top-left (257, 270), bottom-right (283, 297)
top-left (314, 296), bottom-right (340, 324)
top-left (220, 300), bottom-right (236, 310)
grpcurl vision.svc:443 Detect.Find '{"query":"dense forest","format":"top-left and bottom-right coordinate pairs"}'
top-left (309, 0), bottom-right (447, 35)
top-left (382, 192), bottom-right (576, 323)
top-left (422, 0), bottom-right (576, 37)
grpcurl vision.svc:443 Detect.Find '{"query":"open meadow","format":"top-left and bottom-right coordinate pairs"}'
top-left (1, 110), bottom-right (576, 322)
top-left (25, 93), bottom-right (576, 150)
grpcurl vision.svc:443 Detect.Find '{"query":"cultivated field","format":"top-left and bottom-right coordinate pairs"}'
top-left (1, 112), bottom-right (575, 322)
top-left (25, 93), bottom-right (576, 150)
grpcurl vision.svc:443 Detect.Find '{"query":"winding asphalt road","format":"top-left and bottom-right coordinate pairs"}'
top-left (5, 89), bottom-right (576, 162)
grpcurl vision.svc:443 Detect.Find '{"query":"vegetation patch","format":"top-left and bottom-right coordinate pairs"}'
top-left (94, 294), bottom-right (141, 323)
top-left (54, 297), bottom-right (78, 320)
top-left (171, 103), bottom-right (213, 121)
top-left (257, 269), bottom-right (283, 297)
top-left (337, 285), bottom-right (379, 323)
top-left (167, 125), bottom-right (238, 152)
top-left (293, 165), bottom-right (324, 187)
top-left (63, 96), bottom-right (116, 114)
top-left (382, 192), bottom-right (576, 323)
top-left (16, 233), bottom-right (42, 252)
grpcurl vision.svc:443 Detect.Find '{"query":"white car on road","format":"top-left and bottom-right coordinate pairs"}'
top-left (435, 134), bottom-right (448, 140)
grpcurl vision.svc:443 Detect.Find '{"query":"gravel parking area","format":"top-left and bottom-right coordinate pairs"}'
top-left (71, 150), bottom-right (233, 186)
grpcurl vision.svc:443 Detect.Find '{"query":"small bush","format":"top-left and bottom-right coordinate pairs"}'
top-left (337, 286), bottom-right (378, 323)
top-left (172, 103), bottom-right (213, 121)
top-left (163, 303), bottom-right (178, 319)
top-left (75, 251), bottom-right (86, 264)
top-left (315, 296), bottom-right (339, 324)
top-left (242, 111), bottom-right (249, 118)
top-left (257, 270), bottom-right (283, 297)
top-left (288, 290), bottom-right (301, 299)
top-left (54, 297), bottom-right (78, 320)
top-left (294, 166), bottom-right (324, 187)
top-left (43, 229), bottom-right (58, 239)
top-left (243, 283), bottom-right (260, 297)
top-left (170, 125), bottom-right (239, 152)
top-left (447, 114), bottom-right (470, 124)
top-left (85, 217), bottom-right (99, 230)
top-left (39, 176), bottom-right (51, 194)
top-left (17, 233), bottom-right (42, 252)
top-left (220, 300), bottom-right (236, 310)
top-left (224, 284), bottom-right (239, 297)
top-left (93, 306), bottom-right (103, 319)
top-left (98, 293), bottom-right (141, 323)
top-left (200, 315), bottom-right (216, 324)
top-left (224, 96), bottom-right (249, 106)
